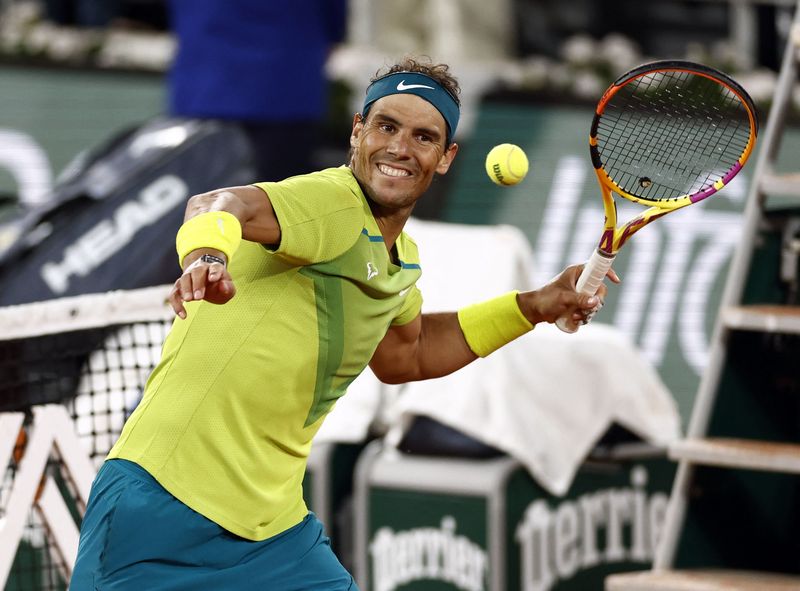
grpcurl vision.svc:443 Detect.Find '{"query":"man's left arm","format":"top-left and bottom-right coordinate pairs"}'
top-left (369, 312), bottom-right (475, 384)
top-left (370, 263), bottom-right (616, 384)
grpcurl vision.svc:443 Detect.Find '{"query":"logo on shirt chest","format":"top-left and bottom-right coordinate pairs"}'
top-left (366, 262), bottom-right (379, 281)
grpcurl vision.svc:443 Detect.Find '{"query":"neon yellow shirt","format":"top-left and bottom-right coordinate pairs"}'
top-left (108, 166), bottom-right (423, 540)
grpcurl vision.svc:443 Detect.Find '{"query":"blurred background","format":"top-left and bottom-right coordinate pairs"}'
top-left (1, 0), bottom-right (796, 424)
top-left (1, 1), bottom-right (800, 590)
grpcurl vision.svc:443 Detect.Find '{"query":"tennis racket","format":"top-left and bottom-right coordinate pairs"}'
top-left (556, 60), bottom-right (759, 333)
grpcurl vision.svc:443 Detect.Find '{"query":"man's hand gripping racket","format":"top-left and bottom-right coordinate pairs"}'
top-left (557, 60), bottom-right (759, 332)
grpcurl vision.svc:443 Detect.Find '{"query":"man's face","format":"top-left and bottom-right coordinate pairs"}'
top-left (349, 94), bottom-right (458, 211)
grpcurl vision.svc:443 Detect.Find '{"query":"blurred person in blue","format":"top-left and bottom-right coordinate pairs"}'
top-left (167, 0), bottom-right (348, 181)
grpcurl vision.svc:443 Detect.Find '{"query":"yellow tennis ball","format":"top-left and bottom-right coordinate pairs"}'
top-left (485, 143), bottom-right (529, 186)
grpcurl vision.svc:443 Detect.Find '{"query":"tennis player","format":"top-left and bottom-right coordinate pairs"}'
top-left (70, 56), bottom-right (613, 590)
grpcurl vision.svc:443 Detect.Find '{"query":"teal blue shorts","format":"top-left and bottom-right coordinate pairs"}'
top-left (70, 459), bottom-right (358, 590)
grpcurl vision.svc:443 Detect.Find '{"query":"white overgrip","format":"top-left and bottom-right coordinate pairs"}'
top-left (555, 249), bottom-right (616, 333)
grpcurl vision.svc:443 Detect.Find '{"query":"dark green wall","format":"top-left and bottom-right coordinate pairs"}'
top-left (0, 66), bottom-right (163, 199)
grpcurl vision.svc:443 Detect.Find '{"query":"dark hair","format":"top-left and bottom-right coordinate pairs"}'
top-left (373, 56), bottom-right (461, 106)
top-left (348, 56), bottom-right (460, 162)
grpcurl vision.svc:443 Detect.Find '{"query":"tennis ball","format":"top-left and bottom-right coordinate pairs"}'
top-left (485, 143), bottom-right (529, 186)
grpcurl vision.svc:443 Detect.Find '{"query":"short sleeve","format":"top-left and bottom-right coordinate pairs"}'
top-left (391, 285), bottom-right (423, 326)
top-left (255, 169), bottom-right (365, 265)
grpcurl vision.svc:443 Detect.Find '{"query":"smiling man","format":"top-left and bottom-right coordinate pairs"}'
top-left (70, 57), bottom-right (613, 590)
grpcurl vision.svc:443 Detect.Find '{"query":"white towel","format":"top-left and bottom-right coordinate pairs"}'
top-left (385, 322), bottom-right (680, 495)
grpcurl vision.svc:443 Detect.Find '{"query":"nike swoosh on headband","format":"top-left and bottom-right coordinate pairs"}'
top-left (396, 80), bottom-right (435, 91)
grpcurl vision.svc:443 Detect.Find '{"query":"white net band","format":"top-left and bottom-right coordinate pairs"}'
top-left (0, 284), bottom-right (174, 340)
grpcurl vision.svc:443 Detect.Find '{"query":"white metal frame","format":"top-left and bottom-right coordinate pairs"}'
top-left (654, 0), bottom-right (800, 569)
top-left (0, 405), bottom-right (97, 586)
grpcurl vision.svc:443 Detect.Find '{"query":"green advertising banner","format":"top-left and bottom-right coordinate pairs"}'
top-left (368, 489), bottom-right (490, 591)
top-left (360, 447), bottom-right (676, 591)
top-left (505, 457), bottom-right (676, 591)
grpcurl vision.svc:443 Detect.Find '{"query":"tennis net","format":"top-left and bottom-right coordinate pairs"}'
top-left (0, 286), bottom-right (173, 590)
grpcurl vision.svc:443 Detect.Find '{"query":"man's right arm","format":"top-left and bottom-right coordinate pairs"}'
top-left (168, 185), bottom-right (279, 318)
top-left (184, 184), bottom-right (281, 246)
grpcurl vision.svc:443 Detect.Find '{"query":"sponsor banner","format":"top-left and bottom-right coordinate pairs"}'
top-left (367, 489), bottom-right (489, 591)
top-left (512, 465), bottom-right (670, 591)
top-left (370, 516), bottom-right (489, 591)
top-left (40, 174), bottom-right (187, 294)
top-left (366, 458), bottom-right (675, 591)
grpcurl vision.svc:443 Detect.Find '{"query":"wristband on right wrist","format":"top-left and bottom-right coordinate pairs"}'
top-left (176, 211), bottom-right (242, 267)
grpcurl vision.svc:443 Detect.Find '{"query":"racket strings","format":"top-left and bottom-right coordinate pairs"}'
top-left (596, 69), bottom-right (752, 201)
top-left (604, 80), bottom-right (731, 195)
top-left (604, 71), bottom-right (736, 178)
top-left (602, 80), bottom-right (745, 198)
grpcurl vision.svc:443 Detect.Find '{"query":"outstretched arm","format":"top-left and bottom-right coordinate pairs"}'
top-left (369, 264), bottom-right (619, 384)
top-left (369, 312), bottom-right (475, 384)
top-left (182, 185), bottom-right (281, 245)
top-left (168, 185), bottom-right (280, 318)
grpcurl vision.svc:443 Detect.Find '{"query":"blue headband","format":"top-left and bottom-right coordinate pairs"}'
top-left (362, 72), bottom-right (460, 145)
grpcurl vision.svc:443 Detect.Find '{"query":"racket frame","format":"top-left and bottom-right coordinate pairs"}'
top-left (557, 60), bottom-right (758, 332)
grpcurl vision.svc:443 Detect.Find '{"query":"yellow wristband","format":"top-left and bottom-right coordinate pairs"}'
top-left (457, 291), bottom-right (533, 357)
top-left (176, 211), bottom-right (242, 267)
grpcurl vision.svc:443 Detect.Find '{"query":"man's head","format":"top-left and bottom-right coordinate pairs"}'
top-left (349, 56), bottom-right (461, 213)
